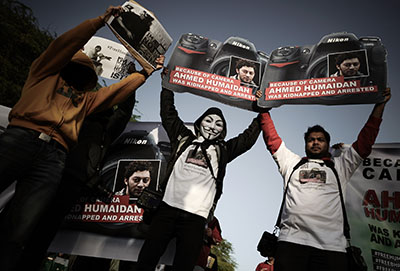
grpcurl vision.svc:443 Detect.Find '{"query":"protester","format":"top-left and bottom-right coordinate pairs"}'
top-left (255, 257), bottom-right (274, 271)
top-left (17, 93), bottom-right (134, 271)
top-left (194, 217), bottom-right (222, 271)
top-left (0, 5), bottom-right (163, 270)
top-left (259, 88), bottom-right (391, 271)
top-left (135, 83), bottom-right (261, 271)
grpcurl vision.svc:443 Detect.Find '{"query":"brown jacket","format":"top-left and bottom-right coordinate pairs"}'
top-left (9, 16), bottom-right (146, 151)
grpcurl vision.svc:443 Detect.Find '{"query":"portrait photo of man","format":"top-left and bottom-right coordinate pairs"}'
top-left (114, 160), bottom-right (160, 199)
top-left (87, 45), bottom-right (112, 76)
top-left (108, 3), bottom-right (154, 51)
top-left (229, 57), bottom-right (261, 87)
top-left (329, 50), bottom-right (369, 78)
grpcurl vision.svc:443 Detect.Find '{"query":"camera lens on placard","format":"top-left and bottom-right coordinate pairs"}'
top-left (210, 56), bottom-right (230, 76)
top-left (307, 57), bottom-right (327, 79)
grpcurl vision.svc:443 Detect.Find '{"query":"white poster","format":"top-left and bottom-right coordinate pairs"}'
top-left (83, 36), bottom-right (136, 81)
top-left (346, 143), bottom-right (400, 271)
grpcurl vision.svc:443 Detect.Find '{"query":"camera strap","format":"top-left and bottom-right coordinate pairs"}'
top-left (324, 160), bottom-right (352, 240)
top-left (275, 157), bottom-right (308, 229)
top-left (198, 142), bottom-right (220, 221)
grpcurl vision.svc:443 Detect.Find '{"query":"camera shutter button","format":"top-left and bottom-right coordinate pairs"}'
top-left (209, 42), bottom-right (218, 49)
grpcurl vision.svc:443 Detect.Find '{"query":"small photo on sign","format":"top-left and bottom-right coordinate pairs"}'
top-left (328, 49), bottom-right (369, 79)
top-left (228, 56), bottom-right (261, 88)
top-left (113, 159), bottom-right (161, 200)
top-left (83, 36), bottom-right (136, 80)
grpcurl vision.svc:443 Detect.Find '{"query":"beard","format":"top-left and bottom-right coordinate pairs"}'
top-left (306, 148), bottom-right (329, 159)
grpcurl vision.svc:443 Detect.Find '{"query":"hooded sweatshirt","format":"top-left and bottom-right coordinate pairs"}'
top-left (8, 16), bottom-right (147, 151)
top-left (163, 107), bottom-right (228, 218)
top-left (160, 88), bottom-right (261, 218)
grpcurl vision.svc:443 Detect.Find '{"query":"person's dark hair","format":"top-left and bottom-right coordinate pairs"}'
top-left (60, 62), bottom-right (97, 91)
top-left (235, 59), bottom-right (257, 70)
top-left (304, 125), bottom-right (330, 145)
top-left (335, 52), bottom-right (360, 66)
top-left (124, 161), bottom-right (152, 179)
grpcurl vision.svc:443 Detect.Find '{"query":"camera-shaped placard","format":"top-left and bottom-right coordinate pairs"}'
top-left (63, 123), bottom-right (171, 238)
top-left (162, 33), bottom-right (268, 111)
top-left (257, 32), bottom-right (387, 108)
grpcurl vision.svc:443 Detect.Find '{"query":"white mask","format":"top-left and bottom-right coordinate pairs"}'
top-left (199, 114), bottom-right (224, 140)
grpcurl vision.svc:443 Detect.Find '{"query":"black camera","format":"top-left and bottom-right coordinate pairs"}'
top-left (258, 32), bottom-right (387, 107)
top-left (163, 33), bottom-right (268, 111)
top-left (167, 33), bottom-right (268, 78)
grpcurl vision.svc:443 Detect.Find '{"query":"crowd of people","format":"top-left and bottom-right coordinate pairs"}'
top-left (0, 4), bottom-right (392, 271)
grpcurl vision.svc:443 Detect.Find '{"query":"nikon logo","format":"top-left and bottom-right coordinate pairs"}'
top-left (232, 41), bottom-right (250, 50)
top-left (326, 38), bottom-right (350, 43)
top-left (123, 138), bottom-right (148, 145)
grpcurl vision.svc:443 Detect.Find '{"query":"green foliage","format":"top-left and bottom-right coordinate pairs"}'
top-left (0, 0), bottom-right (55, 107)
top-left (211, 239), bottom-right (238, 271)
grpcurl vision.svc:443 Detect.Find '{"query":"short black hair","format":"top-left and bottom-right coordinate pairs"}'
top-left (304, 125), bottom-right (330, 145)
top-left (124, 161), bottom-right (152, 179)
top-left (335, 52), bottom-right (360, 66)
top-left (235, 59), bottom-right (257, 70)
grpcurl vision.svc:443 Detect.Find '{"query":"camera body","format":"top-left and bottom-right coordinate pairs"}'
top-left (163, 33), bottom-right (268, 111)
top-left (259, 32), bottom-right (387, 107)
top-left (166, 33), bottom-right (268, 77)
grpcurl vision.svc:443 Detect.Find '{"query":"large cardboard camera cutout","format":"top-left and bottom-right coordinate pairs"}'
top-left (163, 32), bottom-right (387, 111)
top-left (162, 33), bottom-right (268, 111)
top-left (63, 122), bottom-right (172, 238)
top-left (258, 32), bottom-right (387, 108)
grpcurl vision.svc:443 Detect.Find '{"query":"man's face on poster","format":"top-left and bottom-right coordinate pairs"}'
top-left (337, 57), bottom-right (360, 77)
top-left (236, 66), bottom-right (255, 84)
top-left (125, 170), bottom-right (151, 197)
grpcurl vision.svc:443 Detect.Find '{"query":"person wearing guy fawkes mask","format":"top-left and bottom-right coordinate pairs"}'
top-left (136, 86), bottom-right (261, 271)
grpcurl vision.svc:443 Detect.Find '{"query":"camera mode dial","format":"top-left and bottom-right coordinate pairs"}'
top-left (183, 33), bottom-right (204, 44)
top-left (272, 46), bottom-right (300, 62)
top-left (181, 33), bottom-right (208, 51)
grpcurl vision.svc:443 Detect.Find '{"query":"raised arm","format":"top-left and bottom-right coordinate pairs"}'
top-left (225, 114), bottom-right (261, 162)
top-left (260, 112), bottom-right (282, 155)
top-left (352, 87), bottom-right (391, 158)
top-left (30, 6), bottom-right (124, 79)
top-left (86, 56), bottom-right (165, 115)
top-left (160, 87), bottom-right (192, 143)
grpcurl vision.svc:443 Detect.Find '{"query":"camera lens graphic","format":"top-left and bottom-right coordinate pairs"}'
top-left (210, 56), bottom-right (230, 77)
top-left (306, 57), bottom-right (346, 101)
top-left (306, 57), bottom-right (328, 79)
